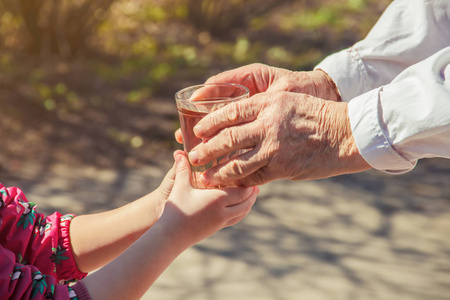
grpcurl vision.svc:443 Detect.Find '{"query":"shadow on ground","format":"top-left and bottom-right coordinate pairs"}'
top-left (1, 153), bottom-right (449, 300)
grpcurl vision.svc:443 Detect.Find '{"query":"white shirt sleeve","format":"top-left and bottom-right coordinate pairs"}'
top-left (316, 0), bottom-right (450, 102)
top-left (348, 47), bottom-right (450, 174)
top-left (314, 0), bottom-right (450, 174)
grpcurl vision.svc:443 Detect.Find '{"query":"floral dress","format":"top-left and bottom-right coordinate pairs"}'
top-left (0, 183), bottom-right (91, 299)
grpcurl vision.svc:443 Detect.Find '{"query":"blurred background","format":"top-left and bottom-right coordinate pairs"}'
top-left (1, 0), bottom-right (450, 299)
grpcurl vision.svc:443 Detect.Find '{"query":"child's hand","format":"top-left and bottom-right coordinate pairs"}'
top-left (157, 161), bottom-right (176, 200)
top-left (159, 152), bottom-right (259, 248)
top-left (156, 151), bottom-right (189, 201)
top-left (81, 152), bottom-right (257, 299)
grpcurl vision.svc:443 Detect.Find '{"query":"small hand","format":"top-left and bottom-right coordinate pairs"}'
top-left (159, 152), bottom-right (259, 247)
top-left (157, 160), bottom-right (176, 200)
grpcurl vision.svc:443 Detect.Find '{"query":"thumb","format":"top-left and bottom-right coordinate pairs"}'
top-left (174, 153), bottom-right (192, 188)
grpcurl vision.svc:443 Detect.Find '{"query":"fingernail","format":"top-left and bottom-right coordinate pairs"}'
top-left (193, 124), bottom-right (204, 136)
top-left (188, 150), bottom-right (199, 164)
top-left (254, 186), bottom-right (260, 194)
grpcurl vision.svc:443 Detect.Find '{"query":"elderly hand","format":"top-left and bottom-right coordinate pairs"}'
top-left (188, 92), bottom-right (370, 187)
top-left (174, 63), bottom-right (341, 143)
top-left (206, 63), bottom-right (341, 100)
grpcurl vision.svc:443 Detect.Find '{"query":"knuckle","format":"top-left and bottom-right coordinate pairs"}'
top-left (248, 63), bottom-right (263, 69)
top-left (207, 114), bottom-right (219, 129)
top-left (195, 144), bottom-right (207, 157)
top-left (221, 128), bottom-right (239, 151)
top-left (229, 159), bottom-right (245, 177)
top-left (225, 102), bottom-right (240, 122)
top-left (264, 139), bottom-right (280, 158)
top-left (207, 73), bottom-right (220, 83)
top-left (199, 141), bottom-right (214, 158)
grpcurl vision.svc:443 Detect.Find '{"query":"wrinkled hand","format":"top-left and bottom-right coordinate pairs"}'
top-left (187, 92), bottom-right (370, 187)
top-left (206, 63), bottom-right (341, 100)
top-left (159, 151), bottom-right (259, 247)
top-left (175, 63), bottom-right (340, 143)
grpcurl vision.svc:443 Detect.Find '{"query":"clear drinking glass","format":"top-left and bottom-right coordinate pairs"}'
top-left (175, 83), bottom-right (250, 188)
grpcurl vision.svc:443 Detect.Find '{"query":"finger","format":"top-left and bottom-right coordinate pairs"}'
top-left (164, 162), bottom-right (176, 182)
top-left (193, 94), bottom-right (263, 138)
top-left (174, 129), bottom-right (183, 144)
top-left (226, 185), bottom-right (259, 207)
top-left (205, 63), bottom-right (272, 96)
top-left (158, 160), bottom-right (177, 198)
top-left (189, 83), bottom-right (248, 102)
top-left (233, 171), bottom-right (275, 187)
top-left (266, 78), bottom-right (289, 93)
top-left (189, 84), bottom-right (224, 100)
top-left (224, 214), bottom-right (246, 228)
top-left (173, 149), bottom-right (185, 160)
top-left (188, 121), bottom-right (261, 166)
top-left (199, 148), bottom-right (268, 187)
top-left (173, 152), bottom-right (192, 190)
top-left (219, 185), bottom-right (255, 207)
top-left (224, 186), bottom-right (258, 226)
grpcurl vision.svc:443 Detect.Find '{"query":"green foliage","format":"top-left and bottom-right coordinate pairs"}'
top-left (137, 6), bottom-right (168, 22)
top-left (0, 0), bottom-right (116, 56)
top-left (30, 79), bottom-right (83, 113)
top-left (0, 53), bottom-right (13, 73)
top-left (233, 37), bottom-right (250, 63)
top-left (280, 0), bottom-right (377, 34)
top-left (300, 7), bottom-right (339, 30)
top-left (182, 0), bottom-right (296, 37)
top-left (150, 63), bottom-right (172, 81)
top-left (0, 11), bottom-right (21, 49)
top-left (0, 0), bottom-right (392, 168)
top-left (127, 88), bottom-right (152, 104)
top-left (1, 0), bottom-right (392, 108)
top-left (347, 0), bottom-right (365, 10)
top-left (130, 37), bottom-right (158, 57)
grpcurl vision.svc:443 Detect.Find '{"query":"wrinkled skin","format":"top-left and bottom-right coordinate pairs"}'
top-left (175, 64), bottom-right (340, 142)
top-left (205, 63), bottom-right (342, 101)
top-left (175, 64), bottom-right (371, 187)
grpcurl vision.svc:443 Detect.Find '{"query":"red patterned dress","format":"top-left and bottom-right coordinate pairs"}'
top-left (0, 183), bottom-right (91, 299)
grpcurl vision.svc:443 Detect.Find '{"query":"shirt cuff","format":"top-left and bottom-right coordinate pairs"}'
top-left (71, 282), bottom-right (92, 300)
top-left (56, 214), bottom-right (88, 282)
top-left (348, 87), bottom-right (416, 174)
top-left (315, 47), bottom-right (371, 102)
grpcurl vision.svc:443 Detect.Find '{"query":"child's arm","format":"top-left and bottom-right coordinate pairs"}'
top-left (82, 152), bottom-right (258, 300)
top-left (0, 152), bottom-right (257, 300)
top-left (0, 162), bottom-right (175, 280)
top-left (69, 164), bottom-right (176, 273)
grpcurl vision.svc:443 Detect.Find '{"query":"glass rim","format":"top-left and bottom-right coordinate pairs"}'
top-left (175, 83), bottom-right (250, 104)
